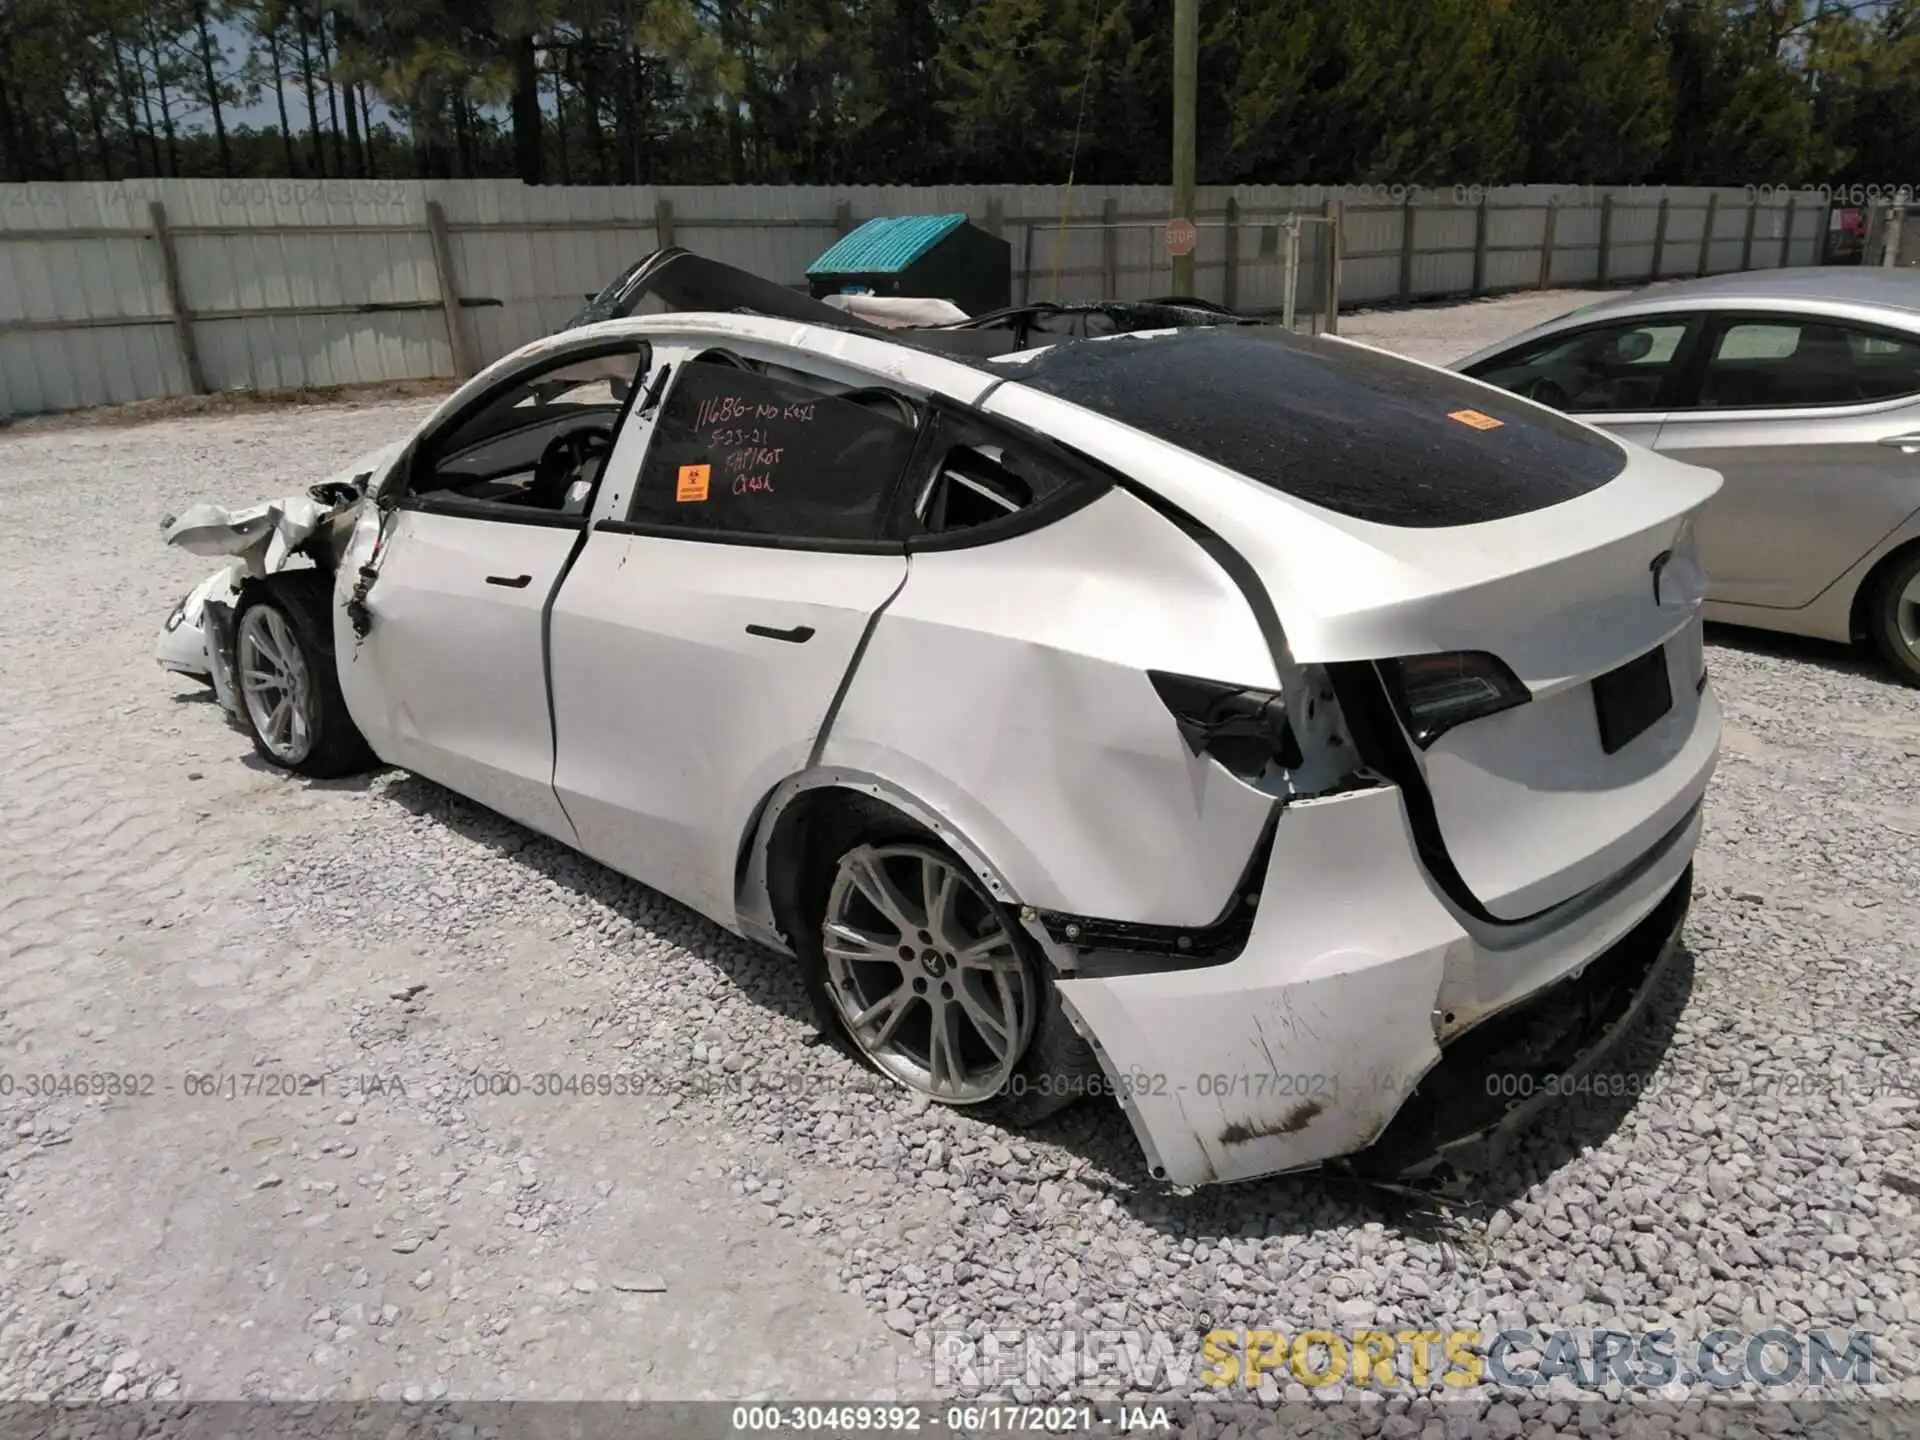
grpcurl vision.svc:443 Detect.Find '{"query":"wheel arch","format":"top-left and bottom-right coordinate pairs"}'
top-left (1848, 533), bottom-right (1920, 645)
top-left (731, 768), bottom-right (1072, 971)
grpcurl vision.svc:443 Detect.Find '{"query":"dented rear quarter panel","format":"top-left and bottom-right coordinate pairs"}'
top-left (816, 486), bottom-right (1280, 929)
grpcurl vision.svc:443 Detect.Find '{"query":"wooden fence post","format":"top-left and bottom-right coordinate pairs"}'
top-left (1399, 197), bottom-right (1417, 301)
top-left (1321, 197), bottom-right (1342, 334)
top-left (1650, 196), bottom-right (1670, 279)
top-left (1101, 198), bottom-right (1119, 299)
top-left (1697, 192), bottom-right (1719, 276)
top-left (1597, 194), bottom-right (1615, 286)
top-left (1779, 195), bottom-right (1797, 266)
top-left (653, 196), bottom-right (675, 248)
top-left (1741, 201), bottom-right (1759, 270)
top-left (1222, 196), bottom-right (1240, 312)
top-left (1538, 200), bottom-right (1558, 290)
top-left (984, 198), bottom-right (1004, 237)
top-left (1471, 196), bottom-right (1489, 297)
top-left (833, 200), bottom-right (854, 237)
top-left (148, 200), bottom-right (206, 396)
top-left (425, 198), bottom-right (476, 381)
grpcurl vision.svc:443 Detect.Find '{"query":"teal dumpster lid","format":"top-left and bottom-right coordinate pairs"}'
top-left (807, 214), bottom-right (968, 277)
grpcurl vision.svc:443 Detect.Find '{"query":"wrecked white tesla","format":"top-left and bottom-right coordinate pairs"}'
top-left (157, 253), bottom-right (1721, 1188)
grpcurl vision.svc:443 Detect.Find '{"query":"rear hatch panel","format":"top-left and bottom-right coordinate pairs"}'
top-left (982, 332), bottom-right (1722, 924)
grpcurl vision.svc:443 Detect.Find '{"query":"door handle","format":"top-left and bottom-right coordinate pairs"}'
top-left (485, 573), bottom-right (533, 588)
top-left (745, 623), bottom-right (815, 644)
top-left (1877, 433), bottom-right (1920, 454)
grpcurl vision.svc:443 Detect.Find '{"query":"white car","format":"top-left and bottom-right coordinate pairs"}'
top-left (157, 256), bottom-right (1722, 1189)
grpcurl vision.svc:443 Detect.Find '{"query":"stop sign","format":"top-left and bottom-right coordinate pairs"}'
top-left (1164, 217), bottom-right (1197, 257)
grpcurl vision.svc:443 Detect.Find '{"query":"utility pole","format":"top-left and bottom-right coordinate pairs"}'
top-left (1170, 0), bottom-right (1198, 296)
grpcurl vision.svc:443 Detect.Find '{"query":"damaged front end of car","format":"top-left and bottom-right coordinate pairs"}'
top-left (154, 442), bottom-right (397, 717)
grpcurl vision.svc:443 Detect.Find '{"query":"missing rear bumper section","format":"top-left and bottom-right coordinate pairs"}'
top-left (1344, 863), bottom-right (1690, 1183)
top-left (1054, 784), bottom-right (1701, 1188)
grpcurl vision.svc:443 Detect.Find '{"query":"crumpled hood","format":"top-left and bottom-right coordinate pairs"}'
top-left (160, 440), bottom-right (400, 569)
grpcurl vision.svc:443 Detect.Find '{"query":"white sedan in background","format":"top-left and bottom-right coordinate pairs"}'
top-left (157, 256), bottom-right (1721, 1189)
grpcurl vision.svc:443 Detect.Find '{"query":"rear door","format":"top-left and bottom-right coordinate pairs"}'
top-left (547, 349), bottom-right (920, 920)
top-left (1652, 313), bottom-right (1920, 608)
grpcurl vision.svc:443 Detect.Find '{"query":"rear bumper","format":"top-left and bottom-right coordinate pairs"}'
top-left (1055, 781), bottom-right (1702, 1188)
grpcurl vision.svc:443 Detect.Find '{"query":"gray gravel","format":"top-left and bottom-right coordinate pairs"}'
top-left (0, 290), bottom-right (1915, 1428)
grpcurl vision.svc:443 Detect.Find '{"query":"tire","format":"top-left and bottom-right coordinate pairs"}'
top-left (797, 806), bottom-right (1099, 1127)
top-left (232, 569), bottom-right (376, 778)
top-left (1867, 546), bottom-right (1920, 687)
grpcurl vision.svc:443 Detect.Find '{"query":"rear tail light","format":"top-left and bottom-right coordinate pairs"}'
top-left (1148, 671), bottom-right (1302, 781)
top-left (1378, 651), bottom-right (1531, 747)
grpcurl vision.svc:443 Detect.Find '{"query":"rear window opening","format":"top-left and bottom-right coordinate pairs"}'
top-left (996, 328), bottom-right (1629, 528)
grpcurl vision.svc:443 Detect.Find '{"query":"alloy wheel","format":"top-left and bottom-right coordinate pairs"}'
top-left (237, 605), bottom-right (316, 765)
top-left (1898, 570), bottom-right (1920, 665)
top-left (821, 843), bottom-right (1037, 1104)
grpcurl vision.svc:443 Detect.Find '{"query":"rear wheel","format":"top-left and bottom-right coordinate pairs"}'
top-left (234, 570), bottom-right (375, 778)
top-left (799, 814), bottom-right (1097, 1126)
top-left (1867, 547), bottom-right (1920, 687)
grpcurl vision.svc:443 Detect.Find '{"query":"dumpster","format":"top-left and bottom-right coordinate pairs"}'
top-left (807, 214), bottom-right (1012, 317)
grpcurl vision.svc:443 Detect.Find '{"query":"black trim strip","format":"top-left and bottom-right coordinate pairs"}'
top-left (538, 514), bottom-right (597, 847)
top-left (904, 481), bottom-right (1109, 553)
top-left (1326, 659), bottom-right (1511, 926)
top-left (807, 565), bottom-right (913, 768)
top-left (1036, 812), bottom-right (1279, 975)
top-left (1110, 479), bottom-right (1295, 675)
top-left (395, 494), bottom-right (588, 530)
top-left (592, 517), bottom-right (907, 556)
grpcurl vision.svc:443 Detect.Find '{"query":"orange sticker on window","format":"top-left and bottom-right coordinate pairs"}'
top-left (676, 463), bottom-right (711, 502)
top-left (1448, 408), bottom-right (1504, 430)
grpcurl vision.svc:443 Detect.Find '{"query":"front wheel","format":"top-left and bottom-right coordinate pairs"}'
top-left (1867, 547), bottom-right (1920, 687)
top-left (233, 570), bottom-right (375, 778)
top-left (800, 819), bottom-right (1098, 1126)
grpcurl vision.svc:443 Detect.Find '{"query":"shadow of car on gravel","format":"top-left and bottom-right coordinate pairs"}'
top-left (238, 750), bottom-right (381, 793)
top-left (367, 771), bottom-right (1695, 1247)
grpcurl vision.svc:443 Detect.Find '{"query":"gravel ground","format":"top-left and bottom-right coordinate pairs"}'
top-left (1, 289), bottom-right (1915, 1433)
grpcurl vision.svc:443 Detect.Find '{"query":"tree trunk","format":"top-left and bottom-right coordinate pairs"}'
top-left (0, 73), bottom-right (27, 182)
top-left (551, 45), bottom-right (570, 184)
top-left (579, 37), bottom-right (608, 183)
top-left (512, 32), bottom-right (544, 183)
top-left (191, 0), bottom-right (232, 175)
top-left (268, 29), bottom-right (298, 174)
top-left (343, 78), bottom-right (363, 176)
top-left (118, 31), bottom-right (163, 174)
top-left (451, 81), bottom-right (473, 178)
top-left (107, 34), bottom-right (149, 175)
top-left (315, 11), bottom-right (345, 175)
top-left (359, 84), bottom-right (377, 176)
top-left (146, 21), bottom-right (180, 176)
top-left (81, 61), bottom-right (113, 177)
top-left (296, 11), bottom-right (325, 176)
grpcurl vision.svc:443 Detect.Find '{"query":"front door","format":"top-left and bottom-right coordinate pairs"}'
top-left (336, 340), bottom-right (651, 841)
